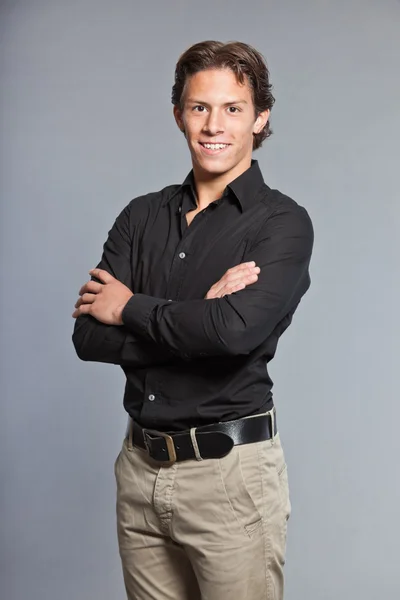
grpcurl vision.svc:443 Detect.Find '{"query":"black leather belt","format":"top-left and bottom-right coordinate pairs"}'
top-left (127, 408), bottom-right (277, 466)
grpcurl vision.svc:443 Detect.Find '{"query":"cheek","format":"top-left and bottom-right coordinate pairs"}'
top-left (183, 112), bottom-right (201, 128)
top-left (233, 123), bottom-right (256, 146)
top-left (232, 118), bottom-right (255, 135)
top-left (184, 121), bottom-right (202, 140)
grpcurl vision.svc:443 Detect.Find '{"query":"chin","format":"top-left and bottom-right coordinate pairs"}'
top-left (201, 165), bottom-right (231, 178)
top-left (195, 155), bottom-right (238, 177)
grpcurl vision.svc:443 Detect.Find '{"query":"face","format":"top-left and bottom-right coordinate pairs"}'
top-left (173, 68), bottom-right (270, 181)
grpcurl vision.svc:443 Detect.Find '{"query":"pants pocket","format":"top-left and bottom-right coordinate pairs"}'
top-left (277, 461), bottom-right (291, 522)
top-left (217, 444), bottom-right (263, 538)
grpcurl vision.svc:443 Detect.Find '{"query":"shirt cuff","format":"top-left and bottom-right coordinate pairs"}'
top-left (121, 294), bottom-right (169, 336)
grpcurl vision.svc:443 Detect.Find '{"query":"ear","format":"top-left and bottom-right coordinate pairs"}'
top-left (253, 109), bottom-right (270, 134)
top-left (173, 105), bottom-right (185, 132)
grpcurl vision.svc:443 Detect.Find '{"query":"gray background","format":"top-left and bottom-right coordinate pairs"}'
top-left (1, 0), bottom-right (399, 598)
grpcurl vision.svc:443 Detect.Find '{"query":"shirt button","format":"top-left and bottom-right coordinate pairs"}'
top-left (179, 252), bottom-right (186, 259)
top-left (148, 394), bottom-right (155, 401)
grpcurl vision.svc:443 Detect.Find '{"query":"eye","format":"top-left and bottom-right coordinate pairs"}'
top-left (227, 106), bottom-right (240, 113)
top-left (192, 105), bottom-right (207, 112)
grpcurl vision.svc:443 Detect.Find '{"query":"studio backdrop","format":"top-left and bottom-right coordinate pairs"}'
top-left (1, 1), bottom-right (399, 599)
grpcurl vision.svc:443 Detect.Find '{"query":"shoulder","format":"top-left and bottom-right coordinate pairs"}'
top-left (259, 184), bottom-right (313, 236)
top-left (115, 183), bottom-right (182, 225)
top-left (250, 185), bottom-right (314, 256)
top-left (260, 184), bottom-right (311, 221)
top-left (127, 184), bottom-right (181, 212)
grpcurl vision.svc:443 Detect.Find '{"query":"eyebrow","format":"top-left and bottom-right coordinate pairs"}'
top-left (186, 99), bottom-right (248, 106)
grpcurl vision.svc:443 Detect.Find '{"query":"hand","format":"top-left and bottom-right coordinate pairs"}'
top-left (205, 261), bottom-right (260, 299)
top-left (72, 268), bottom-right (134, 325)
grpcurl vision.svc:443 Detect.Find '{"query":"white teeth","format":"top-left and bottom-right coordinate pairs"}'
top-left (203, 143), bottom-right (228, 150)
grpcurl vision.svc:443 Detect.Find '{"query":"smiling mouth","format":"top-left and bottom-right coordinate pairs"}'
top-left (199, 142), bottom-right (231, 154)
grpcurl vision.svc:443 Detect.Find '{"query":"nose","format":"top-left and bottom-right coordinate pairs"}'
top-left (203, 108), bottom-right (224, 136)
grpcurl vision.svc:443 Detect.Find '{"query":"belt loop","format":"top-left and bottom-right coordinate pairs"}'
top-left (269, 409), bottom-right (276, 445)
top-left (127, 417), bottom-right (133, 451)
top-left (190, 427), bottom-right (203, 461)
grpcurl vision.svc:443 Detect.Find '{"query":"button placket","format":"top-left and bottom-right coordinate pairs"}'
top-left (167, 203), bottom-right (211, 301)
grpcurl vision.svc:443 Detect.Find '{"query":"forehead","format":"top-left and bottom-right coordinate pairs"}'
top-left (184, 68), bottom-right (253, 103)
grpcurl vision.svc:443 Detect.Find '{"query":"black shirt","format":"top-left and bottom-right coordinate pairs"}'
top-left (72, 160), bottom-right (314, 431)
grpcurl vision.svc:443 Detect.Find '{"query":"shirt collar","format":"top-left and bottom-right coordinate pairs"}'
top-left (163, 159), bottom-right (265, 211)
top-left (227, 159), bottom-right (265, 211)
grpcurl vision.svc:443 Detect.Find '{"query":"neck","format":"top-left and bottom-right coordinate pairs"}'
top-left (192, 157), bottom-right (252, 209)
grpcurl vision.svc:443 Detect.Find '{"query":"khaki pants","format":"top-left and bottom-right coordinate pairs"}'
top-left (114, 422), bottom-right (291, 600)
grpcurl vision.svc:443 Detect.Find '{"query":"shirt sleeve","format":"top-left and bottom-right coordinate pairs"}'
top-left (72, 202), bottom-right (175, 366)
top-left (121, 205), bottom-right (314, 358)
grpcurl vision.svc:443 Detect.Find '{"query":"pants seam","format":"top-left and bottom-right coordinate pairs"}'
top-left (256, 442), bottom-right (273, 599)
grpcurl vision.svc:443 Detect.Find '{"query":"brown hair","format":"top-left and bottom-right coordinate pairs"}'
top-left (171, 40), bottom-right (275, 150)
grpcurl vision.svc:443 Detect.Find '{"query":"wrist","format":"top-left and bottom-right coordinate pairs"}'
top-left (115, 295), bottom-right (134, 325)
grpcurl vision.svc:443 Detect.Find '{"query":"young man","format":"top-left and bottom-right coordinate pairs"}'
top-left (72, 40), bottom-right (313, 600)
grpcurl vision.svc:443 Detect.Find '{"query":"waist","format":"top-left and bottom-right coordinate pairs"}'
top-left (125, 407), bottom-right (277, 465)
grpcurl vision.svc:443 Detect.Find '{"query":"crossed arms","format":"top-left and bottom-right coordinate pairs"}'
top-left (72, 203), bottom-right (313, 366)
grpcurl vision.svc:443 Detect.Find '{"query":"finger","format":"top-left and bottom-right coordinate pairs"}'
top-left (207, 262), bottom-right (258, 295)
top-left (223, 265), bottom-right (260, 285)
top-left (78, 280), bottom-right (102, 296)
top-left (223, 282), bottom-right (246, 296)
top-left (225, 261), bottom-right (256, 276)
top-left (218, 273), bottom-right (259, 297)
top-left (72, 303), bottom-right (91, 318)
top-left (89, 268), bottom-right (114, 284)
top-left (210, 268), bottom-right (257, 296)
top-left (226, 267), bottom-right (260, 284)
top-left (206, 271), bottom-right (259, 299)
top-left (209, 282), bottom-right (245, 299)
top-left (212, 267), bottom-right (259, 297)
top-left (74, 293), bottom-right (97, 309)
